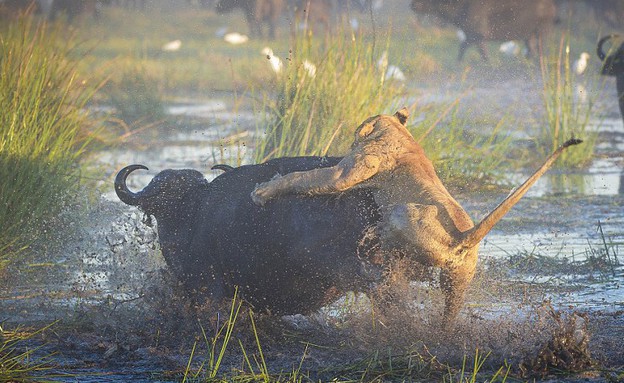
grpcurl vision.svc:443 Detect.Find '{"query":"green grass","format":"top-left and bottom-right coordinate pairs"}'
top-left (253, 27), bottom-right (405, 162)
top-left (0, 322), bottom-right (62, 382)
top-left (0, 15), bottom-right (101, 268)
top-left (412, 100), bottom-right (516, 189)
top-left (181, 290), bottom-right (517, 383)
top-left (102, 57), bottom-right (166, 124)
top-left (77, 5), bottom-right (276, 94)
top-left (183, 289), bottom-right (243, 382)
top-left (538, 32), bottom-right (599, 168)
top-left (252, 26), bottom-right (517, 188)
top-left (44, 3), bottom-right (603, 179)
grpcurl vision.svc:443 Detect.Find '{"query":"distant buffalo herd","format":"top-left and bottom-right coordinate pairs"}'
top-left (2, 1), bottom-right (623, 44)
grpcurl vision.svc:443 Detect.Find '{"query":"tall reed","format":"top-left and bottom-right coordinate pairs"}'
top-left (415, 104), bottom-right (515, 188)
top-left (254, 28), bottom-right (404, 162)
top-left (539, 34), bottom-right (598, 168)
top-left (0, 16), bottom-right (100, 267)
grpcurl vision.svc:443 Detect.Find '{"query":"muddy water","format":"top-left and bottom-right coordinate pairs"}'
top-left (3, 89), bottom-right (624, 381)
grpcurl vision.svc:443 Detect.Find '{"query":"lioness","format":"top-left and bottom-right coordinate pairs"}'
top-left (251, 108), bottom-right (580, 324)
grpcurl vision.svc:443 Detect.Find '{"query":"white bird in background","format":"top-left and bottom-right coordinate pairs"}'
top-left (572, 52), bottom-right (591, 103)
top-left (349, 17), bottom-right (359, 31)
top-left (499, 40), bottom-right (522, 57)
top-left (262, 47), bottom-right (283, 74)
top-left (161, 39), bottom-right (182, 52)
top-left (224, 32), bottom-right (249, 45)
top-left (377, 50), bottom-right (406, 82)
top-left (215, 27), bottom-right (228, 38)
top-left (456, 29), bottom-right (467, 42)
top-left (574, 52), bottom-right (590, 75)
top-left (385, 65), bottom-right (406, 82)
top-left (303, 60), bottom-right (316, 78)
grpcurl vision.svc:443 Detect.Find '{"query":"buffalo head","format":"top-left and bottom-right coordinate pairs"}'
top-left (597, 35), bottom-right (624, 77)
top-left (115, 165), bottom-right (209, 281)
top-left (597, 35), bottom-right (624, 123)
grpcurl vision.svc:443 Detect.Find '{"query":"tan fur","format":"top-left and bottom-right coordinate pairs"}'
top-left (251, 108), bottom-right (581, 325)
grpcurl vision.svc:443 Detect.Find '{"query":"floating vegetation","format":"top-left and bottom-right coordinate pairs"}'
top-left (519, 307), bottom-right (595, 378)
top-left (489, 221), bottom-right (622, 282)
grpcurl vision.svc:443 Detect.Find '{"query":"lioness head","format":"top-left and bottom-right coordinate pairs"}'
top-left (352, 108), bottom-right (413, 149)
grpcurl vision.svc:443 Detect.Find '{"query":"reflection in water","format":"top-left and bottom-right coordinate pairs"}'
top-left (509, 170), bottom-right (624, 197)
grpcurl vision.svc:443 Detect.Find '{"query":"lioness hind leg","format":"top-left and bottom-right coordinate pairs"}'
top-left (439, 266), bottom-right (475, 326)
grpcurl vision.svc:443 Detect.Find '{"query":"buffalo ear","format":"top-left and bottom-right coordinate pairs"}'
top-left (394, 107), bottom-right (409, 125)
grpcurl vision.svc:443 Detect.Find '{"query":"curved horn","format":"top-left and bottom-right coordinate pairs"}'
top-left (115, 164), bottom-right (149, 206)
top-left (597, 35), bottom-right (615, 61)
top-left (211, 164), bottom-right (235, 172)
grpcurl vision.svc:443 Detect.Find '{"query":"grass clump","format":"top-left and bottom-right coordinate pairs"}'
top-left (253, 26), bottom-right (515, 187)
top-left (182, 290), bottom-right (282, 383)
top-left (413, 101), bottom-right (515, 189)
top-left (254, 28), bottom-right (404, 162)
top-left (103, 58), bottom-right (166, 125)
top-left (0, 16), bottom-right (100, 268)
top-left (538, 33), bottom-right (598, 168)
top-left (0, 322), bottom-right (60, 382)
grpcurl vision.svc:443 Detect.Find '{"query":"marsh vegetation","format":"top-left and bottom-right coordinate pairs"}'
top-left (0, 1), bottom-right (622, 382)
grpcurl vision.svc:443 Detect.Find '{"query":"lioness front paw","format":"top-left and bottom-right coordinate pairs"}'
top-left (251, 183), bottom-right (272, 206)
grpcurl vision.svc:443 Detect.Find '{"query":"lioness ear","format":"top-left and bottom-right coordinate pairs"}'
top-left (356, 123), bottom-right (375, 138)
top-left (394, 108), bottom-right (409, 125)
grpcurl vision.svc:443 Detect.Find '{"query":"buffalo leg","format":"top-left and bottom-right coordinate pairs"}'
top-left (477, 41), bottom-right (489, 61)
top-left (617, 73), bottom-right (624, 123)
top-left (457, 40), bottom-right (469, 61)
top-left (525, 38), bottom-right (536, 58)
top-left (268, 20), bottom-right (276, 39)
top-left (245, 13), bottom-right (261, 38)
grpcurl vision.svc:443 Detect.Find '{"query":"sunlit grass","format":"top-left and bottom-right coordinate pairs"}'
top-left (0, 15), bottom-right (101, 267)
top-left (538, 33), bottom-right (599, 168)
top-left (0, 322), bottom-right (63, 382)
top-left (252, 25), bottom-right (517, 188)
top-left (253, 26), bottom-right (405, 162)
top-left (180, 291), bottom-right (519, 383)
top-left (413, 101), bottom-right (516, 189)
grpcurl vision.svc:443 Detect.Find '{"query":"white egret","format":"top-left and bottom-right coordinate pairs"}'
top-left (262, 47), bottom-right (283, 74)
top-left (161, 39), bottom-right (182, 52)
top-left (224, 32), bottom-right (249, 45)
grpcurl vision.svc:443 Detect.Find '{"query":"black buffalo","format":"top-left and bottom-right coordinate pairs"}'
top-left (115, 157), bottom-right (382, 315)
top-left (215, 0), bottom-right (285, 39)
top-left (598, 35), bottom-right (624, 124)
top-left (410, 0), bottom-right (557, 61)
